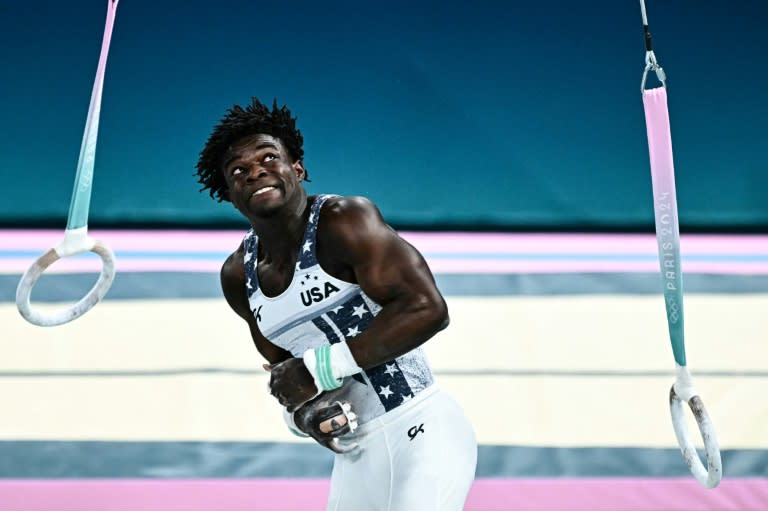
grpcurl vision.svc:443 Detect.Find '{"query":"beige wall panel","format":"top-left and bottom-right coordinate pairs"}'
top-left (1, 294), bottom-right (765, 447)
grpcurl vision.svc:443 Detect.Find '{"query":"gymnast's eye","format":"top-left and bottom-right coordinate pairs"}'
top-left (230, 166), bottom-right (245, 176)
top-left (263, 153), bottom-right (278, 163)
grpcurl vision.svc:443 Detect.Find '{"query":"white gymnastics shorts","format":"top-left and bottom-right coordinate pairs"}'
top-left (326, 384), bottom-right (477, 511)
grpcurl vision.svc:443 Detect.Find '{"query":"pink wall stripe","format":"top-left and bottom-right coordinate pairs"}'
top-left (2, 258), bottom-right (767, 275)
top-left (0, 258), bottom-right (224, 273)
top-left (3, 259), bottom-right (768, 274)
top-left (1, 230), bottom-right (766, 274)
top-left (0, 230), bottom-right (243, 251)
top-left (0, 478), bottom-right (765, 511)
top-left (2, 230), bottom-right (767, 254)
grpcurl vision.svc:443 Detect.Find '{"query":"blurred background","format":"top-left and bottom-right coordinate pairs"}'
top-left (1, 1), bottom-right (766, 510)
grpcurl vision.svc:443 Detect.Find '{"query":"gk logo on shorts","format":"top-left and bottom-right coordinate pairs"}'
top-left (407, 423), bottom-right (425, 441)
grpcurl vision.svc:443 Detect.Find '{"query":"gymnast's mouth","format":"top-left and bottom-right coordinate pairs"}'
top-left (250, 186), bottom-right (278, 198)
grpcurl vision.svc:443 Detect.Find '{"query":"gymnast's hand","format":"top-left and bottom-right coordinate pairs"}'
top-left (266, 357), bottom-right (319, 412)
top-left (293, 389), bottom-right (359, 454)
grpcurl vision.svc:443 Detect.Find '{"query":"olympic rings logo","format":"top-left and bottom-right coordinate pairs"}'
top-left (667, 299), bottom-right (680, 323)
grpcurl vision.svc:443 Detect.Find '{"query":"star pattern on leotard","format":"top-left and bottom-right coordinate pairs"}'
top-left (319, 293), bottom-right (417, 410)
top-left (242, 230), bottom-right (260, 298)
top-left (296, 196), bottom-right (331, 270)
top-left (299, 273), bottom-right (319, 286)
top-left (383, 363), bottom-right (412, 403)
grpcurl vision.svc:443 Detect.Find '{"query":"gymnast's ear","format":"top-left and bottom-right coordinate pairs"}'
top-left (293, 161), bottom-right (306, 181)
top-left (222, 188), bottom-right (232, 202)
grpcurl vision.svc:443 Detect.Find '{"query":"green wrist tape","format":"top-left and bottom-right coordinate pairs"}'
top-left (315, 345), bottom-right (342, 391)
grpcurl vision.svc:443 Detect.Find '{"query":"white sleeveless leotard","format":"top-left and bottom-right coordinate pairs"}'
top-left (244, 194), bottom-right (434, 425)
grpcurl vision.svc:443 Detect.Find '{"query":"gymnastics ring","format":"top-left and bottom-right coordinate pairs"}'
top-left (16, 0), bottom-right (120, 327)
top-left (669, 376), bottom-right (722, 488)
top-left (640, 3), bottom-right (723, 485)
top-left (16, 231), bottom-right (116, 327)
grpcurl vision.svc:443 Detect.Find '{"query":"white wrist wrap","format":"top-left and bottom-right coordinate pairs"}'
top-left (302, 342), bottom-right (362, 392)
top-left (330, 342), bottom-right (363, 379)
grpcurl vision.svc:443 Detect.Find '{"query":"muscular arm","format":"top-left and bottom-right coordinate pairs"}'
top-left (220, 244), bottom-right (292, 365)
top-left (318, 196), bottom-right (449, 369)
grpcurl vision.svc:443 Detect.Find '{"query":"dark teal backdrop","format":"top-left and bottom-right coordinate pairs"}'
top-left (1, 1), bottom-right (766, 230)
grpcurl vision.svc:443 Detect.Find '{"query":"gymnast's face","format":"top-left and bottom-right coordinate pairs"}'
top-left (221, 133), bottom-right (305, 218)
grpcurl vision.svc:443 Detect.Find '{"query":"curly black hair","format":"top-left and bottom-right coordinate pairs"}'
top-left (196, 97), bottom-right (308, 202)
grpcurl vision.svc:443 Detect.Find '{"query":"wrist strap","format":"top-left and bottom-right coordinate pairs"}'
top-left (303, 342), bottom-right (362, 392)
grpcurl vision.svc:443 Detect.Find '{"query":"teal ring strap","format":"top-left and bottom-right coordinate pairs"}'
top-left (15, 0), bottom-right (120, 327)
top-left (67, 0), bottom-right (119, 231)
